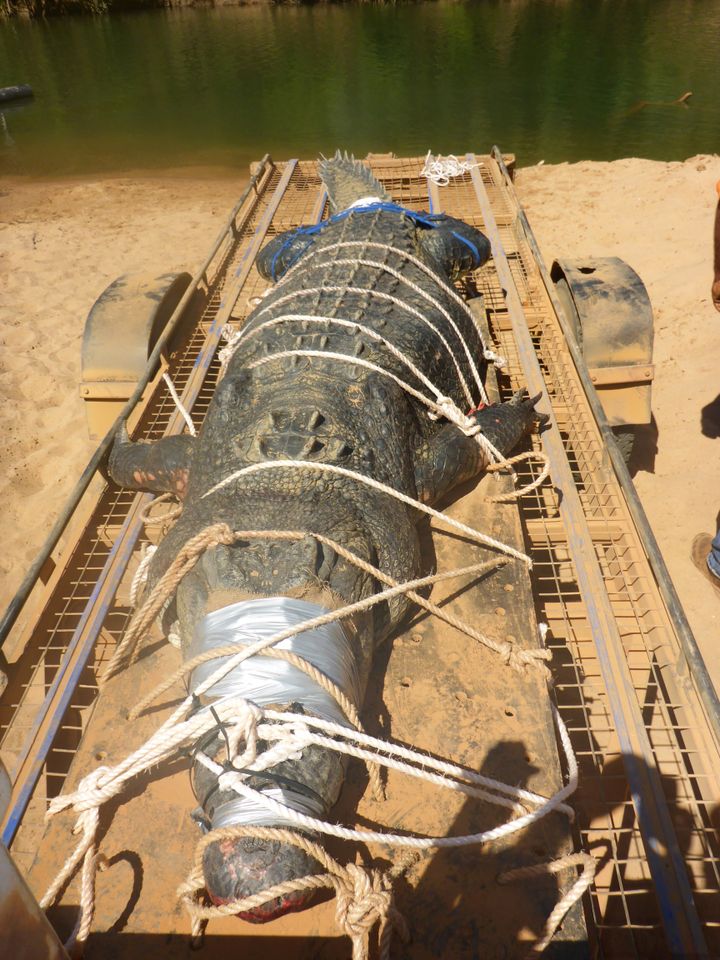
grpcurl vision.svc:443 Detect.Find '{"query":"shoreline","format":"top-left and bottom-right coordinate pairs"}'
top-left (1, 155), bottom-right (719, 688)
top-left (0, 164), bottom-right (249, 187)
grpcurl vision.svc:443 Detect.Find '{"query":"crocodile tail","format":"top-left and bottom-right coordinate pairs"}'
top-left (318, 150), bottom-right (391, 214)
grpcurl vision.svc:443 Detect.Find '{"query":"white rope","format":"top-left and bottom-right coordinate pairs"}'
top-left (162, 372), bottom-right (197, 437)
top-left (348, 195), bottom-right (385, 209)
top-left (41, 695), bottom-right (579, 952)
top-left (245, 348), bottom-right (504, 465)
top-left (217, 240), bottom-right (551, 486)
top-left (39, 699), bottom-right (258, 955)
top-left (256, 707), bottom-right (575, 820)
top-left (421, 151), bottom-right (482, 187)
top-left (276, 242), bottom-right (492, 402)
top-left (129, 544), bottom-right (157, 609)
top-left (220, 296), bottom-right (477, 408)
top-left (279, 239), bottom-right (481, 338)
top-left (199, 460), bottom-right (530, 566)
top-left (235, 316), bottom-right (460, 410)
top-left (167, 621), bottom-right (182, 650)
top-left (240, 252), bottom-right (495, 395)
top-left (129, 542), bottom-right (181, 646)
top-left (194, 701), bottom-right (576, 849)
top-left (219, 322), bottom-right (237, 343)
top-left (220, 302), bottom-right (509, 464)
top-left (119, 548), bottom-right (551, 718)
top-left (44, 196), bottom-right (568, 954)
top-left (498, 852), bottom-right (597, 958)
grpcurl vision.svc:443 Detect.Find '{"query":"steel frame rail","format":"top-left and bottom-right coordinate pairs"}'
top-left (489, 146), bottom-right (720, 751)
top-left (467, 153), bottom-right (709, 957)
top-left (0, 156), bottom-right (272, 651)
top-left (1, 160), bottom-right (300, 845)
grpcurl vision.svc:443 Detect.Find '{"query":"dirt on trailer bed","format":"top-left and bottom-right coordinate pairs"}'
top-left (1, 153), bottom-right (719, 960)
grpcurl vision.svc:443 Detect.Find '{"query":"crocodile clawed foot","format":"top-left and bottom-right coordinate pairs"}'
top-left (509, 388), bottom-right (550, 429)
top-left (203, 834), bottom-right (324, 922)
top-left (473, 388), bottom-right (549, 456)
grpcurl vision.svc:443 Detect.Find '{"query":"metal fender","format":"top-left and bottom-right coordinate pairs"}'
top-left (550, 257), bottom-right (654, 429)
top-left (80, 271), bottom-right (192, 440)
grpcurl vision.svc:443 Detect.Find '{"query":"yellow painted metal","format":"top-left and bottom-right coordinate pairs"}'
top-left (587, 362), bottom-right (654, 385)
top-left (80, 271), bottom-right (192, 439)
top-left (2, 154), bottom-right (719, 959)
top-left (551, 257), bottom-right (654, 426)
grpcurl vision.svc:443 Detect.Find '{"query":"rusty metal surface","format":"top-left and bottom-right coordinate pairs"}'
top-left (27, 420), bottom-right (582, 959)
top-left (550, 258), bottom-right (654, 427)
top-left (3, 153), bottom-right (720, 958)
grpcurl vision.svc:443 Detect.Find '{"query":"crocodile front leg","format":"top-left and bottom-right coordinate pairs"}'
top-left (108, 423), bottom-right (196, 499)
top-left (414, 390), bottom-right (547, 505)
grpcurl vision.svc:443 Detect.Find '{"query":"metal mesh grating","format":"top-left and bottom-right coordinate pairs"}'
top-left (0, 159), bottom-right (325, 873)
top-left (360, 155), bottom-right (720, 956)
top-left (419, 154), bottom-right (720, 957)
top-left (1, 154), bottom-right (718, 958)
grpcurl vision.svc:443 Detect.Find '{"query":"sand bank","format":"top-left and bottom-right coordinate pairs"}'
top-left (1, 157), bottom-right (718, 684)
top-left (517, 155), bottom-right (720, 684)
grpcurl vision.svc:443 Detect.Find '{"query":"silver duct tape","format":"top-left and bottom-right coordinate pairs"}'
top-left (211, 787), bottom-right (325, 831)
top-left (188, 596), bottom-right (360, 727)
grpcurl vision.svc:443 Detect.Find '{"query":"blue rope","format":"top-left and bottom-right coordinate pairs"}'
top-left (268, 201), bottom-right (482, 280)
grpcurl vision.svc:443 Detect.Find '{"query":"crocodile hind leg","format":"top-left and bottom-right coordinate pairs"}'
top-left (108, 423), bottom-right (196, 499)
top-left (415, 390), bottom-right (547, 505)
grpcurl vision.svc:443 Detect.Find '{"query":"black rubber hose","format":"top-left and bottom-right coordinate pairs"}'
top-left (0, 84), bottom-right (33, 104)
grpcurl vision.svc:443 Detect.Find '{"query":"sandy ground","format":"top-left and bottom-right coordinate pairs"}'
top-left (0, 157), bottom-right (718, 690)
top-left (517, 155), bottom-right (720, 686)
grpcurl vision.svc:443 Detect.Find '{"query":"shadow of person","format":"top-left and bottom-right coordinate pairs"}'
top-left (385, 740), bottom-right (588, 959)
top-left (701, 394), bottom-right (720, 439)
top-left (579, 752), bottom-right (709, 957)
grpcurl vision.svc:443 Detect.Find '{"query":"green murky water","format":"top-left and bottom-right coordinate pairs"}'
top-left (1, 0), bottom-right (719, 177)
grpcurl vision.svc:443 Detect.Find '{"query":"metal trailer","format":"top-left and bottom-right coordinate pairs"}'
top-left (0, 152), bottom-right (718, 959)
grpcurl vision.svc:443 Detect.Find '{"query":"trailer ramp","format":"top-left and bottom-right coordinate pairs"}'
top-left (0, 154), bottom-right (718, 959)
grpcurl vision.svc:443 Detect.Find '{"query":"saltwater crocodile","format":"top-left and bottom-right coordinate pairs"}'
top-left (108, 154), bottom-right (544, 921)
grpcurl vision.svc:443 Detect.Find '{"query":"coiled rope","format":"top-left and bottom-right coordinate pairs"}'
top-left (421, 151), bottom-right (482, 187)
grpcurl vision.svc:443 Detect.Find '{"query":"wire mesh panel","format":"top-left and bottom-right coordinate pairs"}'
top-left (408, 153), bottom-right (720, 957)
top-left (2, 154), bottom-right (719, 958)
top-left (0, 159), bottom-right (326, 872)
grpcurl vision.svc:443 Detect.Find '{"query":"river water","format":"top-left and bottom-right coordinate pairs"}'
top-left (1, 0), bottom-right (719, 177)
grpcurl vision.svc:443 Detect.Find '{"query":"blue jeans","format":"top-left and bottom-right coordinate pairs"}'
top-left (709, 530), bottom-right (720, 578)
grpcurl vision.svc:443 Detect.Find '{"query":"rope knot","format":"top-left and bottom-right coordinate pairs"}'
top-left (430, 395), bottom-right (479, 437)
top-left (333, 862), bottom-right (402, 960)
top-left (504, 646), bottom-right (553, 681)
top-left (483, 348), bottom-right (507, 369)
top-left (202, 522), bottom-right (236, 549)
top-left (222, 699), bottom-right (263, 767)
top-left (48, 766), bottom-right (113, 818)
top-left (79, 765), bottom-right (113, 802)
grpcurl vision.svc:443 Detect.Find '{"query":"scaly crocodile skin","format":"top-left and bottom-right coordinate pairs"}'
top-left (108, 154), bottom-right (543, 920)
